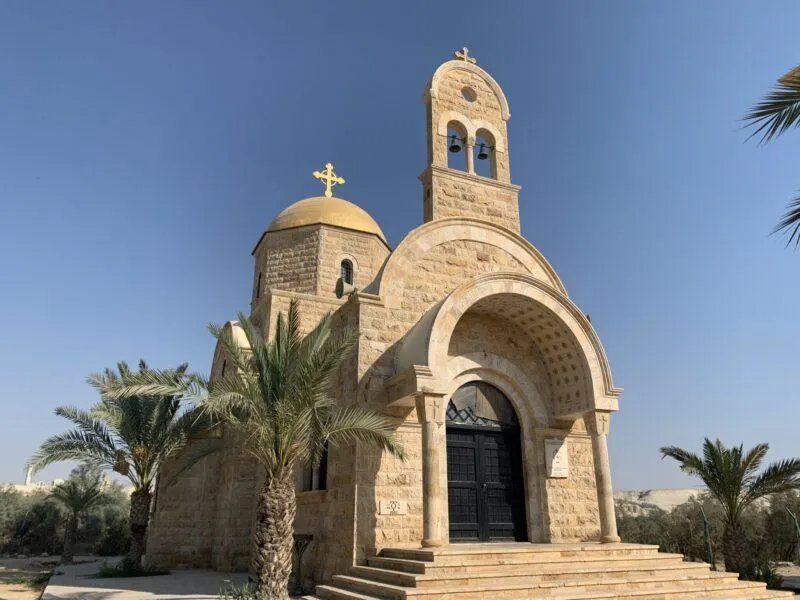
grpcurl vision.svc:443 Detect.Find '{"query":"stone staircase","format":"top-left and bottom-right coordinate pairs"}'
top-left (303, 543), bottom-right (794, 600)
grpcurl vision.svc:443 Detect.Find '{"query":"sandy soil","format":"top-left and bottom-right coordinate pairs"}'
top-left (0, 557), bottom-right (56, 600)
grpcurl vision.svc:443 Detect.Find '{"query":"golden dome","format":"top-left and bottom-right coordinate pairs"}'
top-left (266, 196), bottom-right (387, 244)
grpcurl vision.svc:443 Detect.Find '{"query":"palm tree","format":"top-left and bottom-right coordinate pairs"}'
top-left (27, 360), bottom-right (210, 570)
top-left (744, 65), bottom-right (800, 246)
top-left (48, 466), bottom-right (108, 563)
top-left (99, 300), bottom-right (405, 600)
top-left (661, 438), bottom-right (800, 574)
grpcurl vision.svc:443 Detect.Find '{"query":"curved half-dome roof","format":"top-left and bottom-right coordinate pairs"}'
top-left (266, 196), bottom-right (387, 245)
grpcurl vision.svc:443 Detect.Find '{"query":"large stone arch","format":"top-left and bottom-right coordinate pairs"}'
top-left (369, 218), bottom-right (566, 307)
top-left (396, 272), bottom-right (620, 417)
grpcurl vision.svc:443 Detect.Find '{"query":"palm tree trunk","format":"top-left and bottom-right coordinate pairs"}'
top-left (61, 513), bottom-right (77, 564)
top-left (125, 488), bottom-right (152, 570)
top-left (722, 521), bottom-right (751, 575)
top-left (253, 470), bottom-right (296, 600)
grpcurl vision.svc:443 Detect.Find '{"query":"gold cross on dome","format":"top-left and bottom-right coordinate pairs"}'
top-left (453, 47), bottom-right (476, 64)
top-left (312, 162), bottom-right (345, 198)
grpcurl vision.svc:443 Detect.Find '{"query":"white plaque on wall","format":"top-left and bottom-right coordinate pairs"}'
top-left (545, 438), bottom-right (569, 478)
top-left (379, 499), bottom-right (408, 515)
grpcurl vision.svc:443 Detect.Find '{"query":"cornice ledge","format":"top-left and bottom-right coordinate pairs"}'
top-left (421, 165), bottom-right (522, 193)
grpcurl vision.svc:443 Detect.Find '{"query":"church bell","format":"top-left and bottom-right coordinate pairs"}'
top-left (448, 135), bottom-right (463, 153)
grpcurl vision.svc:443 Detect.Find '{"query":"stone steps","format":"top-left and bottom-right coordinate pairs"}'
top-left (379, 544), bottom-right (662, 564)
top-left (352, 562), bottom-right (715, 588)
top-left (367, 553), bottom-right (688, 575)
top-left (304, 543), bottom-right (794, 600)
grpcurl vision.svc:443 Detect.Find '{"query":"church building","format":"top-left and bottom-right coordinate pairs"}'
top-left (148, 45), bottom-right (621, 581)
top-left (141, 50), bottom-right (784, 600)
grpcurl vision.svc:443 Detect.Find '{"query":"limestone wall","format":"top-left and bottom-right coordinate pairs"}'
top-left (252, 227), bottom-right (320, 303)
top-left (317, 229), bottom-right (390, 299)
top-left (423, 167), bottom-right (520, 232)
top-left (146, 438), bottom-right (221, 568)
top-left (211, 429), bottom-right (260, 571)
top-left (537, 424), bottom-right (602, 542)
top-left (290, 295), bottom-right (362, 583)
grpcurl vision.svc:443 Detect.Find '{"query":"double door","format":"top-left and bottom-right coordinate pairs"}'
top-left (446, 426), bottom-right (527, 542)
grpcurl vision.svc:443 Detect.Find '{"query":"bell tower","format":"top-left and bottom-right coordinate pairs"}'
top-left (420, 48), bottom-right (521, 232)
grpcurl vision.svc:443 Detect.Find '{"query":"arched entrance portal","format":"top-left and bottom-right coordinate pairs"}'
top-left (446, 381), bottom-right (527, 542)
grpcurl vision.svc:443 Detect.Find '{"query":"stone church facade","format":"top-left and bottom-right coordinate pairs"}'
top-left (146, 50), bottom-right (624, 584)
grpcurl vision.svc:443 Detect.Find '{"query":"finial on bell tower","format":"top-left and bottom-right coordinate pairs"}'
top-left (453, 47), bottom-right (477, 64)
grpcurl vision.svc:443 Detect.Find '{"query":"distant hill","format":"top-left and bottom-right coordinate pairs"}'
top-left (614, 488), bottom-right (707, 516)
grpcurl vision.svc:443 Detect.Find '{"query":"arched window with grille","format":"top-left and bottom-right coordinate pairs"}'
top-left (340, 259), bottom-right (354, 285)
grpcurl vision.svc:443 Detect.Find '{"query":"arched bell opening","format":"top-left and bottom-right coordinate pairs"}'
top-left (446, 121), bottom-right (468, 172)
top-left (473, 128), bottom-right (497, 179)
top-left (445, 381), bottom-right (528, 542)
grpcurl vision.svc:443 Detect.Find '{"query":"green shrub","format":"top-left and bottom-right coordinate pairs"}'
top-left (2, 500), bottom-right (64, 556)
top-left (617, 489), bottom-right (800, 575)
top-left (93, 560), bottom-right (169, 578)
top-left (94, 510), bottom-right (130, 556)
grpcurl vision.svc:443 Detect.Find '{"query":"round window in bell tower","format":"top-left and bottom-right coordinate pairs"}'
top-left (461, 86), bottom-right (477, 102)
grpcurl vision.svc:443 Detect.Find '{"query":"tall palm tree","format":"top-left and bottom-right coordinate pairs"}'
top-left (100, 300), bottom-right (405, 600)
top-left (27, 361), bottom-right (210, 570)
top-left (744, 65), bottom-right (800, 246)
top-left (661, 438), bottom-right (800, 574)
top-left (48, 466), bottom-right (108, 563)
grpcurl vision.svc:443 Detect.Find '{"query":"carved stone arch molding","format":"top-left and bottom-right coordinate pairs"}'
top-left (444, 353), bottom-right (551, 428)
top-left (427, 61), bottom-right (511, 121)
top-left (368, 218), bottom-right (566, 307)
top-left (391, 273), bottom-right (621, 418)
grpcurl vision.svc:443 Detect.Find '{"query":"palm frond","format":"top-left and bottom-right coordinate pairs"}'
top-left (743, 458), bottom-right (800, 508)
top-left (660, 445), bottom-right (704, 476)
top-left (92, 368), bottom-right (207, 401)
top-left (773, 193), bottom-right (800, 249)
top-left (743, 65), bottom-right (800, 143)
top-left (742, 442), bottom-right (770, 479)
top-left (27, 431), bottom-right (117, 475)
top-left (324, 406), bottom-right (405, 460)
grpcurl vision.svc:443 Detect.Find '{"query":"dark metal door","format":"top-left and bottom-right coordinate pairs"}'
top-left (446, 426), bottom-right (526, 542)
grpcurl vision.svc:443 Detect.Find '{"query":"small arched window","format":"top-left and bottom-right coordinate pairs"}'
top-left (340, 259), bottom-right (354, 285)
top-left (256, 272), bottom-right (262, 299)
top-left (220, 360), bottom-right (227, 378)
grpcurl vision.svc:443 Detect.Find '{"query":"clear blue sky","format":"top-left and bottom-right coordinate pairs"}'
top-left (1, 1), bottom-right (798, 490)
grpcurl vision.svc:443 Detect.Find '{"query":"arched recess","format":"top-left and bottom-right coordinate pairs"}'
top-left (398, 273), bottom-right (621, 418)
top-left (443, 380), bottom-right (529, 542)
top-left (446, 119), bottom-right (469, 172)
top-left (445, 353), bottom-right (550, 428)
top-left (368, 218), bottom-right (566, 306)
top-left (474, 127), bottom-right (497, 179)
top-left (428, 61), bottom-right (510, 121)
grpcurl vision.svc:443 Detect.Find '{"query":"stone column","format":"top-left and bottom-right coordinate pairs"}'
top-left (465, 136), bottom-right (475, 174)
top-left (415, 393), bottom-right (447, 547)
top-left (586, 410), bottom-right (620, 543)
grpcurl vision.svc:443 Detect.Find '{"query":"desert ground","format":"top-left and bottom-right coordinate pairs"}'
top-left (0, 557), bottom-right (55, 600)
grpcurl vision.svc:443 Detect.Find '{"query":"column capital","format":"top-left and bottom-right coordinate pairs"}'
top-left (585, 410), bottom-right (612, 436)
top-left (414, 392), bottom-right (446, 425)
